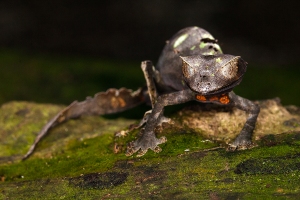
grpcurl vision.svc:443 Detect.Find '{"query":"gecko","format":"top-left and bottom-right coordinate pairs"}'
top-left (23, 26), bottom-right (260, 159)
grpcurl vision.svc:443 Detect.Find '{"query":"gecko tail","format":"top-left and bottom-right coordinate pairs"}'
top-left (22, 87), bottom-right (145, 160)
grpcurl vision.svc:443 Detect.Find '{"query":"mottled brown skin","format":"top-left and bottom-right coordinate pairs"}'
top-left (23, 26), bottom-right (260, 159)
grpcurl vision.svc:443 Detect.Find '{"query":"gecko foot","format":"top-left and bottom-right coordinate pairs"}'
top-left (227, 134), bottom-right (255, 151)
top-left (126, 132), bottom-right (167, 157)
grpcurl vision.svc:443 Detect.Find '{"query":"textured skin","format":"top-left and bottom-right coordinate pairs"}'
top-left (23, 26), bottom-right (260, 159)
top-left (155, 26), bottom-right (223, 92)
top-left (181, 55), bottom-right (246, 95)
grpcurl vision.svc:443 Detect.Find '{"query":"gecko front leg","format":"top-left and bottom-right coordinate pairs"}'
top-left (116, 61), bottom-right (170, 137)
top-left (126, 89), bottom-right (195, 157)
top-left (228, 91), bottom-right (260, 150)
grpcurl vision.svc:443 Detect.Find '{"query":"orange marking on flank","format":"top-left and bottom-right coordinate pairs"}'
top-left (219, 94), bottom-right (230, 104)
top-left (196, 95), bottom-right (207, 101)
top-left (196, 93), bottom-right (230, 104)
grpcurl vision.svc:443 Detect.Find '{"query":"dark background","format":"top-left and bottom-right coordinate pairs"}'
top-left (0, 0), bottom-right (299, 107)
top-left (1, 0), bottom-right (300, 65)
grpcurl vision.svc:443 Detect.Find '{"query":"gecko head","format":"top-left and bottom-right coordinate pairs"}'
top-left (180, 54), bottom-right (247, 95)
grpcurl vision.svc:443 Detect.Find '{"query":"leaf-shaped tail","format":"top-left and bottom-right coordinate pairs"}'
top-left (22, 87), bottom-right (145, 160)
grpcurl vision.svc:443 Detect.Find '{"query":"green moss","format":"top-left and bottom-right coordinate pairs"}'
top-left (1, 137), bottom-right (300, 198)
top-left (1, 110), bottom-right (300, 198)
top-left (235, 154), bottom-right (300, 175)
top-left (1, 120), bottom-right (300, 197)
top-left (1, 134), bottom-right (120, 181)
top-left (0, 101), bottom-right (64, 157)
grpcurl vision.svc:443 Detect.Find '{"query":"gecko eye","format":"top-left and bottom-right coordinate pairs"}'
top-left (182, 60), bottom-right (190, 78)
top-left (221, 57), bottom-right (239, 79)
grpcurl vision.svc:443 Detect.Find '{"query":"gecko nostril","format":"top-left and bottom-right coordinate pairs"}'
top-left (201, 75), bottom-right (209, 82)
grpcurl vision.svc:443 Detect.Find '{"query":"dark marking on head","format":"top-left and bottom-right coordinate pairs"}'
top-left (201, 38), bottom-right (218, 44)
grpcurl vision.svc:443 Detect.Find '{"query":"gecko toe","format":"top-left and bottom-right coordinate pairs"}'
top-left (153, 146), bottom-right (162, 153)
top-left (125, 141), bottom-right (140, 156)
top-left (137, 149), bottom-right (148, 157)
top-left (159, 136), bottom-right (167, 144)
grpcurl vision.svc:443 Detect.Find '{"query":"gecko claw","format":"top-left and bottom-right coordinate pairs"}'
top-left (125, 141), bottom-right (136, 156)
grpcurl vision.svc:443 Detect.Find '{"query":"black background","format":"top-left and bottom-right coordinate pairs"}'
top-left (1, 0), bottom-right (300, 65)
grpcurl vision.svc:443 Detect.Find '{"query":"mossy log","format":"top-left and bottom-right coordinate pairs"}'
top-left (0, 99), bottom-right (300, 199)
